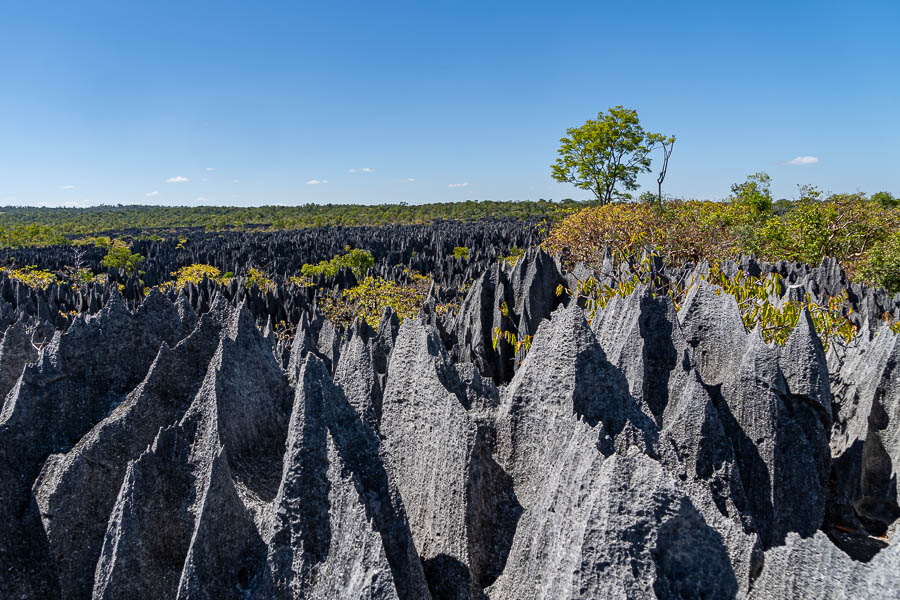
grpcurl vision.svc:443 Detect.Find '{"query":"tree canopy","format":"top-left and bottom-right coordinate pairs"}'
top-left (551, 106), bottom-right (673, 204)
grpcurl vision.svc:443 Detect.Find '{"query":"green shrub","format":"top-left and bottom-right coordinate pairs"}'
top-left (301, 247), bottom-right (374, 279)
top-left (159, 264), bottom-right (232, 291)
top-left (74, 235), bottom-right (112, 248)
top-left (246, 267), bottom-right (274, 292)
top-left (75, 268), bottom-right (95, 284)
top-left (546, 182), bottom-right (900, 280)
top-left (872, 191), bottom-right (898, 208)
top-left (500, 245), bottom-right (526, 267)
top-left (0, 225), bottom-right (67, 248)
top-left (0, 265), bottom-right (60, 289)
top-left (320, 275), bottom-right (431, 328)
top-left (859, 231), bottom-right (900, 294)
top-left (730, 172), bottom-right (773, 214)
top-left (452, 246), bottom-right (470, 260)
top-left (755, 191), bottom-right (898, 275)
top-left (100, 240), bottom-right (145, 276)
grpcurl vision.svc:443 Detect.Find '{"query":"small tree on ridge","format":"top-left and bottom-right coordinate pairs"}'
top-left (551, 106), bottom-right (672, 205)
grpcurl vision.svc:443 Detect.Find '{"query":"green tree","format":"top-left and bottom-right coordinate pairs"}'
top-left (638, 191), bottom-right (659, 204)
top-left (871, 191), bottom-right (898, 208)
top-left (860, 231), bottom-right (900, 294)
top-left (551, 106), bottom-right (671, 204)
top-left (730, 172), bottom-right (774, 213)
top-left (100, 240), bottom-right (145, 276)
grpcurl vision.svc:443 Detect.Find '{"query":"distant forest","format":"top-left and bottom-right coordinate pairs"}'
top-left (0, 199), bottom-right (589, 247)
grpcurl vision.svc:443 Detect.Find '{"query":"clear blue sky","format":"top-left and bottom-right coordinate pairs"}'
top-left (1, 0), bottom-right (897, 207)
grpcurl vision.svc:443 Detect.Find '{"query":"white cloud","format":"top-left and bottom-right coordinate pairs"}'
top-left (196, 196), bottom-right (210, 203)
top-left (448, 182), bottom-right (471, 188)
top-left (785, 156), bottom-right (819, 166)
top-left (306, 179), bottom-right (328, 185)
top-left (349, 167), bottom-right (374, 173)
top-left (60, 185), bottom-right (75, 191)
top-left (201, 178), bottom-right (209, 182)
top-left (407, 178), bottom-right (416, 182)
top-left (145, 190), bottom-right (160, 197)
top-left (232, 179), bottom-right (240, 183)
top-left (206, 167), bottom-right (216, 171)
top-left (166, 175), bottom-right (190, 183)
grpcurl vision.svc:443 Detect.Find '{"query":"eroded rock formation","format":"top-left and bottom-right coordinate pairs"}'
top-left (0, 246), bottom-right (899, 599)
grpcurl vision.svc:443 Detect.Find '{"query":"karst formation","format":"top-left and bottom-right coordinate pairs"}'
top-left (1, 224), bottom-right (900, 599)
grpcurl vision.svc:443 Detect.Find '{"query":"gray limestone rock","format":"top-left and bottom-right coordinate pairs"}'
top-left (175, 446), bottom-right (268, 599)
top-left (859, 331), bottom-right (900, 534)
top-left (265, 354), bottom-right (428, 599)
top-left (749, 531), bottom-right (900, 599)
top-left (33, 306), bottom-right (226, 600)
top-left (0, 291), bottom-right (180, 597)
top-left (334, 319), bottom-right (382, 429)
top-left (93, 425), bottom-right (200, 599)
top-left (659, 368), bottom-right (761, 592)
top-left (381, 319), bottom-right (514, 598)
top-left (489, 453), bottom-right (739, 600)
top-left (677, 279), bottom-right (748, 387)
top-left (593, 287), bottom-right (690, 425)
top-left (719, 328), bottom-right (830, 548)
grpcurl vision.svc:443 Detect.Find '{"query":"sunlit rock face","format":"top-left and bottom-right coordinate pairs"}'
top-left (0, 244), bottom-right (899, 599)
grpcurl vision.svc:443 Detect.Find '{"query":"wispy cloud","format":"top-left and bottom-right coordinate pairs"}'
top-left (407, 177), bottom-right (416, 182)
top-left (166, 175), bottom-right (190, 183)
top-left (60, 185), bottom-right (75, 191)
top-left (306, 179), bottom-right (329, 185)
top-left (146, 190), bottom-right (160, 197)
top-left (784, 155), bottom-right (819, 166)
top-left (349, 167), bottom-right (374, 173)
top-left (232, 179), bottom-right (240, 184)
top-left (448, 182), bottom-right (470, 188)
top-left (206, 167), bottom-right (216, 171)
top-left (196, 196), bottom-right (210, 203)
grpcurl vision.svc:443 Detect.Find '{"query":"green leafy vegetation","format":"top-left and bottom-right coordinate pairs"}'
top-left (555, 247), bottom-right (858, 352)
top-left (159, 264), bottom-right (233, 292)
top-left (0, 200), bottom-right (590, 246)
top-left (0, 265), bottom-right (60, 289)
top-left (246, 267), bottom-right (275, 292)
top-left (320, 274), bottom-right (440, 329)
top-left (546, 175), bottom-right (900, 293)
top-left (73, 235), bottom-right (112, 248)
top-left (100, 240), bottom-right (145, 276)
top-left (872, 191), bottom-right (898, 208)
top-left (301, 247), bottom-right (375, 279)
top-left (500, 245), bottom-right (526, 267)
top-left (452, 246), bottom-right (470, 260)
top-left (858, 230), bottom-right (900, 297)
top-left (0, 224), bottom-right (67, 248)
top-left (551, 106), bottom-right (674, 204)
top-left (490, 301), bottom-right (533, 361)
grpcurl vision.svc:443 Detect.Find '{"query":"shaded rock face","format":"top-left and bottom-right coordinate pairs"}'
top-left (33, 303), bottom-right (228, 599)
top-left (858, 333), bottom-right (900, 534)
top-left (448, 247), bottom-right (565, 384)
top-left (264, 354), bottom-right (428, 599)
top-left (593, 288), bottom-right (688, 425)
top-left (718, 323), bottom-right (831, 549)
top-left (3, 249), bottom-right (900, 599)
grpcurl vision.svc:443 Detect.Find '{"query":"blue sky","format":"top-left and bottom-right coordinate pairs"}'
top-left (1, 0), bottom-right (897, 207)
